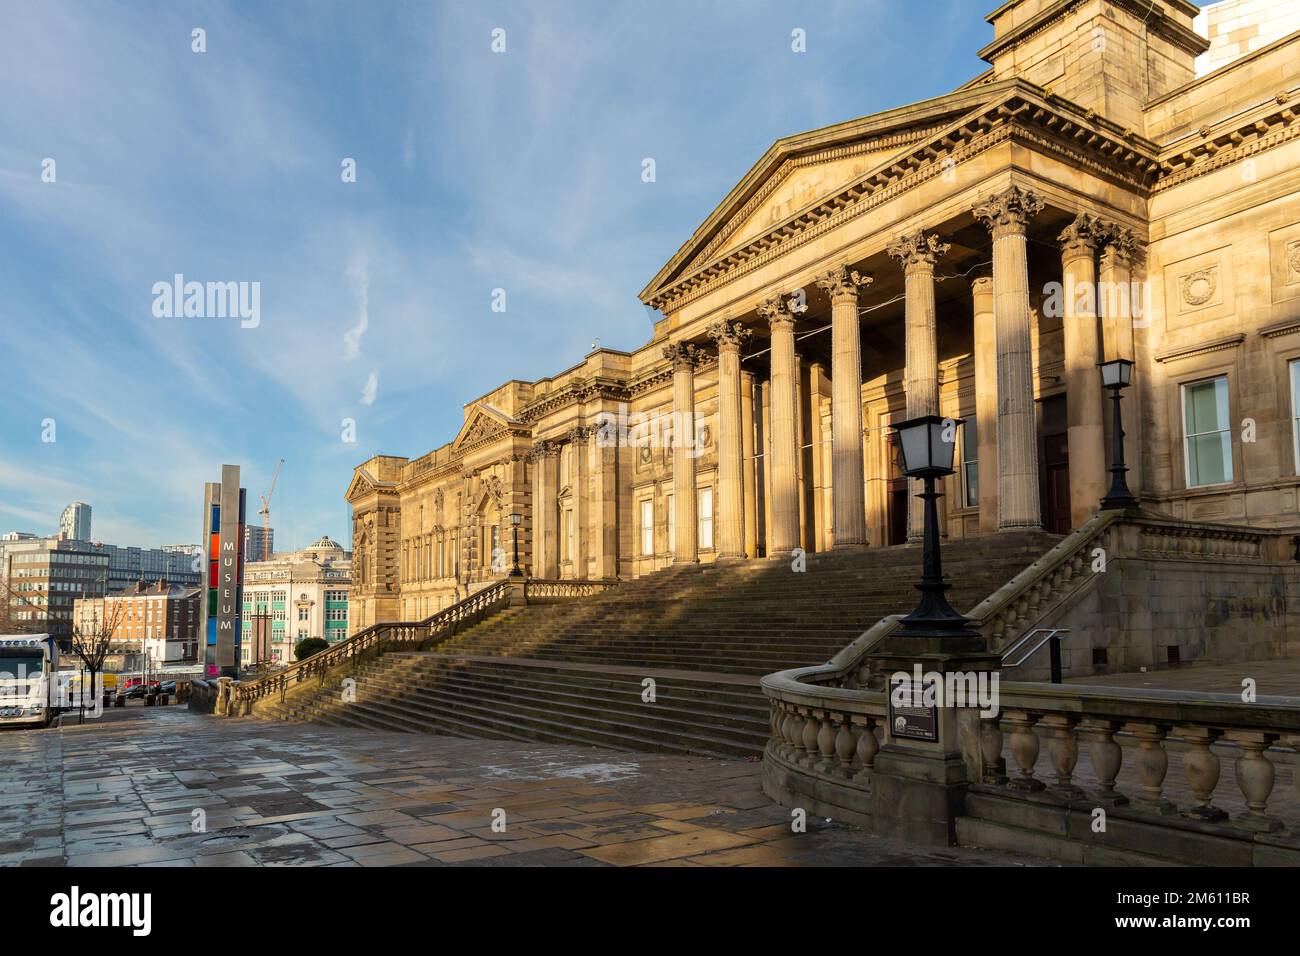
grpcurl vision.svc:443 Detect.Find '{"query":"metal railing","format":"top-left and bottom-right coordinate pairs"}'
top-left (231, 580), bottom-right (513, 706)
top-left (1000, 627), bottom-right (1071, 683)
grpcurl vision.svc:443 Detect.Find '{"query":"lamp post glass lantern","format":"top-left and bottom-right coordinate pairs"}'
top-left (509, 512), bottom-right (523, 577)
top-left (1098, 358), bottom-right (1138, 510)
top-left (892, 415), bottom-right (973, 639)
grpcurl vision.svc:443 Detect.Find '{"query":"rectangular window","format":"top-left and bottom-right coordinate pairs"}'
top-left (640, 500), bottom-right (654, 556)
top-left (562, 509), bottom-right (573, 562)
top-left (962, 417), bottom-right (979, 509)
top-left (698, 487), bottom-right (714, 550)
top-left (1291, 360), bottom-right (1300, 475)
top-left (667, 495), bottom-right (675, 554)
top-left (1182, 376), bottom-right (1232, 487)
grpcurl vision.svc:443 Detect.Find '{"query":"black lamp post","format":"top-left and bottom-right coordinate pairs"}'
top-left (892, 415), bottom-right (974, 640)
top-left (1098, 358), bottom-right (1138, 510)
top-left (508, 513), bottom-right (523, 577)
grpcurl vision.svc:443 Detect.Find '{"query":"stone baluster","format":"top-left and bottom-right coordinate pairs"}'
top-left (1040, 714), bottom-right (1082, 798)
top-left (1126, 722), bottom-right (1176, 814)
top-left (1178, 726), bottom-right (1226, 821)
top-left (1004, 711), bottom-right (1046, 791)
top-left (1225, 730), bottom-right (1282, 832)
top-left (816, 711), bottom-right (837, 772)
top-left (800, 708), bottom-right (820, 764)
top-left (981, 715), bottom-right (1008, 785)
top-left (853, 716), bottom-right (880, 780)
top-left (834, 714), bottom-right (856, 772)
top-left (780, 705), bottom-right (798, 758)
top-left (1081, 719), bottom-right (1127, 804)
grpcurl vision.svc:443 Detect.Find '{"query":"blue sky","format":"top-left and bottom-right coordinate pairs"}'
top-left (0, 0), bottom-right (990, 551)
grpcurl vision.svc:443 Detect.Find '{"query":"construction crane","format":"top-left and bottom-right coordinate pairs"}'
top-left (256, 459), bottom-right (284, 561)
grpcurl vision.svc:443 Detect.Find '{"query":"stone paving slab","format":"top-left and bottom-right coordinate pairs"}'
top-left (0, 707), bottom-right (1050, 867)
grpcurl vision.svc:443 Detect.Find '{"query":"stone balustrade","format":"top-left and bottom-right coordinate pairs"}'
top-left (981, 683), bottom-right (1300, 831)
top-left (523, 579), bottom-right (619, 602)
top-left (760, 510), bottom-right (1300, 860)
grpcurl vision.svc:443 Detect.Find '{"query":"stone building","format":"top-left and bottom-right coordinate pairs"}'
top-left (348, 0), bottom-right (1300, 629)
top-left (240, 536), bottom-right (352, 667)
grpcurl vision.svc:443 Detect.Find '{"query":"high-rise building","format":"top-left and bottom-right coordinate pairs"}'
top-left (88, 543), bottom-right (201, 591)
top-left (241, 535), bottom-right (351, 668)
top-left (201, 465), bottom-right (246, 678)
top-left (59, 502), bottom-right (91, 542)
top-left (244, 525), bottom-right (274, 563)
top-left (1, 538), bottom-right (109, 644)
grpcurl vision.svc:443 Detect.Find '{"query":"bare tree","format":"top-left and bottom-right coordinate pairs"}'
top-left (69, 602), bottom-right (124, 705)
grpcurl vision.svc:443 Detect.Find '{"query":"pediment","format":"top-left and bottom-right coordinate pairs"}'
top-left (452, 403), bottom-right (519, 452)
top-left (345, 468), bottom-right (387, 501)
top-left (641, 84), bottom-right (1013, 303)
top-left (688, 142), bottom-right (923, 272)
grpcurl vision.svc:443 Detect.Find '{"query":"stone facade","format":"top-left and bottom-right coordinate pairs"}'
top-left (348, 0), bottom-right (1300, 628)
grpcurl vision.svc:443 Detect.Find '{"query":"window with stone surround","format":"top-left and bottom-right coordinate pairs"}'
top-left (698, 487), bottom-right (713, 550)
top-left (962, 417), bottom-right (979, 508)
top-left (639, 499), bottom-right (653, 556)
top-left (667, 494), bottom-right (675, 554)
top-left (1182, 376), bottom-right (1233, 487)
top-left (1291, 360), bottom-right (1300, 476)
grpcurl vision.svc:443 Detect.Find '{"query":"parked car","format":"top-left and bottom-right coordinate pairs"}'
top-left (159, 681), bottom-right (176, 695)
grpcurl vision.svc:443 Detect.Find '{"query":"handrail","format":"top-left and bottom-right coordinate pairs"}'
top-left (1001, 627), bottom-right (1070, 682)
top-left (232, 579), bottom-right (513, 705)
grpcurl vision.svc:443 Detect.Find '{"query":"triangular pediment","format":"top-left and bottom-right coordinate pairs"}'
top-left (640, 83), bottom-right (1013, 304)
top-left (345, 468), bottom-right (389, 501)
top-left (452, 403), bottom-right (519, 452)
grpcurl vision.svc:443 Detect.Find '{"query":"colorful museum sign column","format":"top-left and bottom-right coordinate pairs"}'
top-left (202, 464), bottom-right (246, 678)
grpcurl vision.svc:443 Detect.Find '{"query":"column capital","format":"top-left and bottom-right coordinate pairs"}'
top-left (886, 230), bottom-right (950, 273)
top-left (568, 425), bottom-right (591, 444)
top-left (662, 341), bottom-right (702, 370)
top-left (1099, 222), bottom-right (1140, 267)
top-left (1058, 211), bottom-right (1105, 261)
top-left (707, 320), bottom-right (752, 354)
top-left (814, 264), bottom-right (874, 302)
top-left (527, 439), bottom-right (559, 462)
top-left (970, 274), bottom-right (994, 297)
top-left (757, 294), bottom-right (796, 331)
top-left (973, 185), bottom-right (1044, 238)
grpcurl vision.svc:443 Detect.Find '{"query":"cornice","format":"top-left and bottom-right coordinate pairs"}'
top-left (644, 90), bottom-right (1161, 315)
top-left (1153, 95), bottom-right (1300, 192)
top-left (1259, 318), bottom-right (1300, 339)
top-left (1154, 333), bottom-right (1246, 364)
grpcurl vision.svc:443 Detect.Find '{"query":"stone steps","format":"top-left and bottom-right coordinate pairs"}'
top-left (267, 656), bottom-right (767, 758)
top-left (264, 533), bottom-right (1061, 758)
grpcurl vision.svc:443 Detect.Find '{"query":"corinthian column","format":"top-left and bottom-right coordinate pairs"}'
top-left (663, 342), bottom-right (701, 563)
top-left (1100, 223), bottom-right (1141, 496)
top-left (815, 264), bottom-right (873, 547)
top-left (758, 295), bottom-right (801, 554)
top-left (529, 441), bottom-right (559, 578)
top-left (975, 185), bottom-right (1044, 531)
top-left (569, 426), bottom-right (590, 578)
top-left (887, 230), bottom-right (950, 541)
top-left (1059, 212), bottom-right (1107, 528)
top-left (972, 275), bottom-right (999, 534)
top-left (708, 320), bottom-right (752, 560)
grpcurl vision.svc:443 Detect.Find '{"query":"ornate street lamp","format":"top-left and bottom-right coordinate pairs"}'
top-left (892, 415), bottom-right (974, 639)
top-left (509, 513), bottom-right (523, 577)
top-left (1098, 358), bottom-right (1138, 510)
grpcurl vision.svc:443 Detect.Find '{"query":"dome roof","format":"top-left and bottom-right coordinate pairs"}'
top-left (307, 535), bottom-right (343, 551)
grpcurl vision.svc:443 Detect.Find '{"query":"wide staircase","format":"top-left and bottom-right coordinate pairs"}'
top-left (259, 533), bottom-right (1058, 758)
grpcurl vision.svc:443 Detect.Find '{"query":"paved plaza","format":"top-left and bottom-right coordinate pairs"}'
top-left (0, 708), bottom-right (1047, 867)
